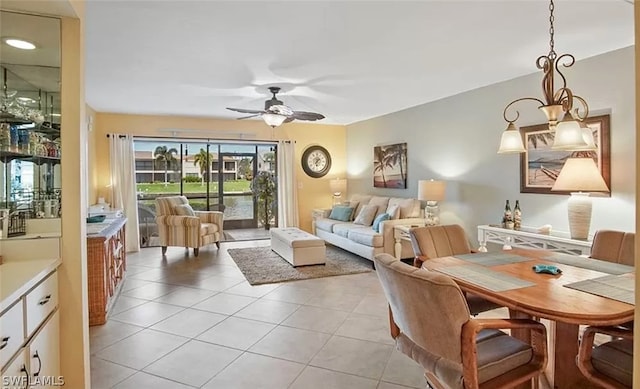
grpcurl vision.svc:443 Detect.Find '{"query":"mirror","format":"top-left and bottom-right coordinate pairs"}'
top-left (0, 11), bottom-right (61, 239)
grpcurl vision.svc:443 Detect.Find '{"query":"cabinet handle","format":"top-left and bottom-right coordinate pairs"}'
top-left (38, 295), bottom-right (52, 305)
top-left (20, 364), bottom-right (29, 389)
top-left (0, 336), bottom-right (9, 349)
top-left (32, 350), bottom-right (42, 377)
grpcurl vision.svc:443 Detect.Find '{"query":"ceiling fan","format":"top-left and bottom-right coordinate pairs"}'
top-left (226, 86), bottom-right (325, 127)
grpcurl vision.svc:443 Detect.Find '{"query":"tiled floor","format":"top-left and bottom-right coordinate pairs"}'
top-left (89, 240), bottom-right (428, 389)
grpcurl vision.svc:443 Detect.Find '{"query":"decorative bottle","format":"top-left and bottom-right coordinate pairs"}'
top-left (514, 200), bottom-right (522, 230)
top-left (502, 200), bottom-right (514, 229)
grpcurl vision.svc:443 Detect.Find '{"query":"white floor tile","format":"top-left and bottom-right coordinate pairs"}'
top-left (150, 308), bottom-right (227, 338)
top-left (96, 329), bottom-right (188, 370)
top-left (197, 316), bottom-right (275, 350)
top-left (249, 326), bottom-right (330, 363)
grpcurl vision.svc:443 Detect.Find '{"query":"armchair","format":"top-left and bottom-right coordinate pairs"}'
top-left (373, 253), bottom-right (547, 389)
top-left (155, 196), bottom-right (224, 256)
top-left (577, 326), bottom-right (633, 389)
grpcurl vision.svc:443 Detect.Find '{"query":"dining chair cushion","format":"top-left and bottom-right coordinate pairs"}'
top-left (591, 339), bottom-right (633, 388)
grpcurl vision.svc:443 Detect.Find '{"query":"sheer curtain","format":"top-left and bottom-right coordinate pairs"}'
top-left (109, 134), bottom-right (140, 252)
top-left (276, 140), bottom-right (299, 227)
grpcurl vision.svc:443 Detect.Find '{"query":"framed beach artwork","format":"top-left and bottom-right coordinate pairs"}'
top-left (519, 114), bottom-right (610, 195)
top-left (373, 142), bottom-right (407, 189)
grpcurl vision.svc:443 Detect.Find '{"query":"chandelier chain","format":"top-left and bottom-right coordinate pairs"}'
top-left (548, 0), bottom-right (556, 59)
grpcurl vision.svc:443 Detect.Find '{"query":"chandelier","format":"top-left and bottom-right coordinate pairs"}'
top-left (498, 0), bottom-right (593, 154)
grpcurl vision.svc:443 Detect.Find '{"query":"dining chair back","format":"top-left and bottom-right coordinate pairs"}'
top-left (590, 230), bottom-right (635, 266)
top-left (374, 253), bottom-right (547, 389)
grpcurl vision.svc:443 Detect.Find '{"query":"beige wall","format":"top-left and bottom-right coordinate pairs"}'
top-left (60, 1), bottom-right (90, 387)
top-left (91, 113), bottom-right (346, 232)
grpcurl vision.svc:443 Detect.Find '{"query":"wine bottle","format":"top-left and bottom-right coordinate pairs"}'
top-left (503, 200), bottom-right (514, 229)
top-left (514, 200), bottom-right (522, 230)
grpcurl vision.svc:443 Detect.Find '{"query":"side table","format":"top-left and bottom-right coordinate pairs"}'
top-left (311, 208), bottom-right (331, 234)
top-left (393, 222), bottom-right (426, 260)
top-left (477, 224), bottom-right (593, 255)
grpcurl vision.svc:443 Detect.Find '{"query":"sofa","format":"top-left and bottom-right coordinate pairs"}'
top-left (314, 194), bottom-right (425, 261)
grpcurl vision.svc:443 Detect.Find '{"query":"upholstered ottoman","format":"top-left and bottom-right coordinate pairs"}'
top-left (270, 227), bottom-right (326, 266)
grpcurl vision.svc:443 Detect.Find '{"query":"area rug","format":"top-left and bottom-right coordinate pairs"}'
top-left (227, 244), bottom-right (373, 285)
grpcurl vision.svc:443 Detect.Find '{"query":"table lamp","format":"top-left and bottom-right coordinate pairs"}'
top-left (418, 179), bottom-right (446, 225)
top-left (329, 178), bottom-right (347, 205)
top-left (551, 157), bottom-right (609, 239)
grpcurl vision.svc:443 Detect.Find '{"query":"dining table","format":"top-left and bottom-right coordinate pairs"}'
top-left (419, 248), bottom-right (635, 389)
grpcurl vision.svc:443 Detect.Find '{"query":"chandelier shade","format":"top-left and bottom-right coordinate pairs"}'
top-left (497, 122), bottom-right (526, 154)
top-left (498, 0), bottom-right (590, 154)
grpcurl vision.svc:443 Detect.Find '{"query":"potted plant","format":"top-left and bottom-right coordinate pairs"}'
top-left (251, 171), bottom-right (276, 230)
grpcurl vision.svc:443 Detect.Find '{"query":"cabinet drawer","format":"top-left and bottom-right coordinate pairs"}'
top-left (1, 348), bottom-right (28, 387)
top-left (0, 302), bottom-right (24, 370)
top-left (25, 273), bottom-right (57, 337)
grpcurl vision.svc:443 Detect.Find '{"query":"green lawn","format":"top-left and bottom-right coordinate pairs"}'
top-left (137, 180), bottom-right (251, 195)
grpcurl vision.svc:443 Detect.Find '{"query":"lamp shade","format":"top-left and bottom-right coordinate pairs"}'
top-left (551, 158), bottom-right (609, 192)
top-left (418, 180), bottom-right (446, 201)
top-left (329, 178), bottom-right (347, 195)
top-left (262, 113), bottom-right (287, 128)
top-left (552, 118), bottom-right (588, 150)
top-left (497, 122), bottom-right (525, 154)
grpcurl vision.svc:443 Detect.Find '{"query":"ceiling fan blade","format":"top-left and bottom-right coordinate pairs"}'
top-left (236, 114), bottom-right (260, 120)
top-left (283, 117), bottom-right (295, 123)
top-left (226, 107), bottom-right (265, 115)
top-left (291, 111), bottom-right (325, 121)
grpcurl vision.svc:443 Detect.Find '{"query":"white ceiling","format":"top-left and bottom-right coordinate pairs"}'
top-left (85, 1), bottom-right (634, 126)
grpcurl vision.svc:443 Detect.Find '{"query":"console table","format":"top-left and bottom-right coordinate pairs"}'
top-left (477, 224), bottom-right (592, 255)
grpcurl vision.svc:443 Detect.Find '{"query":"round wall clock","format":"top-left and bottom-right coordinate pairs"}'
top-left (301, 145), bottom-right (332, 178)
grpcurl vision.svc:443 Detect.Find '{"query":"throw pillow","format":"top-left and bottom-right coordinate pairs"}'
top-left (372, 213), bottom-right (390, 233)
top-left (353, 204), bottom-right (378, 226)
top-left (173, 204), bottom-right (196, 216)
top-left (329, 206), bottom-right (354, 222)
top-left (386, 204), bottom-right (400, 220)
top-left (346, 200), bottom-right (360, 220)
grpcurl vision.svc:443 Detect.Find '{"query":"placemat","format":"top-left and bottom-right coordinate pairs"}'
top-left (454, 252), bottom-right (532, 266)
top-left (564, 274), bottom-right (635, 305)
top-left (544, 253), bottom-right (633, 275)
top-left (434, 264), bottom-right (535, 292)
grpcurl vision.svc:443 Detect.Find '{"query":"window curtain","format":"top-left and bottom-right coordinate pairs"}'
top-left (109, 134), bottom-right (140, 252)
top-left (276, 140), bottom-right (299, 227)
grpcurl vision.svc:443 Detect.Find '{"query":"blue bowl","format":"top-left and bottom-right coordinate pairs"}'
top-left (87, 215), bottom-right (107, 223)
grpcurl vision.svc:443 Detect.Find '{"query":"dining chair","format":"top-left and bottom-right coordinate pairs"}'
top-left (155, 196), bottom-right (224, 256)
top-left (373, 253), bottom-right (548, 389)
top-left (409, 224), bottom-right (502, 315)
top-left (589, 230), bottom-right (635, 266)
top-left (577, 325), bottom-right (633, 389)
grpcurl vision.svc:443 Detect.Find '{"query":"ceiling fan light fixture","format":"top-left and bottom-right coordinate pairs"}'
top-left (4, 38), bottom-right (36, 50)
top-left (262, 113), bottom-right (287, 128)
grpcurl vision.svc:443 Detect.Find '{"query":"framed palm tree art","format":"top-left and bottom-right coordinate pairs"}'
top-left (519, 114), bottom-right (610, 195)
top-left (373, 142), bottom-right (407, 189)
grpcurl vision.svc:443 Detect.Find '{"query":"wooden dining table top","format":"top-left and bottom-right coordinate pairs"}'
top-left (419, 248), bottom-right (634, 326)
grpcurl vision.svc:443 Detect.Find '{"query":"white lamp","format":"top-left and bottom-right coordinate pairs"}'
top-left (551, 158), bottom-right (609, 239)
top-left (262, 113), bottom-right (287, 128)
top-left (552, 114), bottom-right (589, 150)
top-left (329, 178), bottom-right (347, 205)
top-left (418, 179), bottom-right (447, 225)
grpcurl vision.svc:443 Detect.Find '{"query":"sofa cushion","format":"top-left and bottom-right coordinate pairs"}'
top-left (369, 196), bottom-right (391, 218)
top-left (200, 222), bottom-right (219, 236)
top-left (354, 204), bottom-right (378, 226)
top-left (388, 197), bottom-right (422, 218)
top-left (350, 195), bottom-right (372, 219)
top-left (333, 223), bottom-right (366, 238)
top-left (315, 218), bottom-right (349, 233)
top-left (174, 204), bottom-right (196, 216)
top-left (348, 227), bottom-right (384, 247)
top-left (329, 206), bottom-right (354, 222)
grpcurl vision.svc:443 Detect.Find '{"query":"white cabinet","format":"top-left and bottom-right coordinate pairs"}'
top-left (0, 269), bottom-right (59, 387)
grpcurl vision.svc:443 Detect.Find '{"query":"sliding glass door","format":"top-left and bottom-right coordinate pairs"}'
top-left (134, 139), bottom-right (276, 238)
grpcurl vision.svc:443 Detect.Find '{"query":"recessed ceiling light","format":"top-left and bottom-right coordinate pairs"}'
top-left (4, 38), bottom-right (36, 50)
